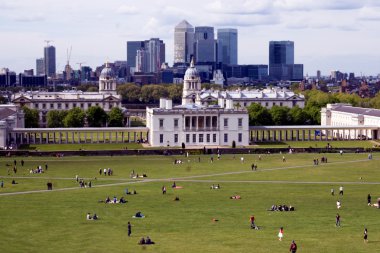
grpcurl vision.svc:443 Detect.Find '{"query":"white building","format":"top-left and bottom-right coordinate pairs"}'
top-left (321, 103), bottom-right (380, 139)
top-left (0, 104), bottom-right (25, 148)
top-left (146, 59), bottom-right (249, 147)
top-left (199, 87), bottom-right (305, 109)
top-left (12, 62), bottom-right (122, 127)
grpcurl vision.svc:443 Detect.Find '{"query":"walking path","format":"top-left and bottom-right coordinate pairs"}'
top-left (0, 157), bottom-right (378, 197)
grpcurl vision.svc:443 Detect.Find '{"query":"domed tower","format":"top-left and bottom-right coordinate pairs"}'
top-left (99, 62), bottom-right (117, 95)
top-left (182, 58), bottom-right (201, 105)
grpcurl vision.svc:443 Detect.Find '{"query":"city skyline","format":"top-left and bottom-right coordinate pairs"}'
top-left (1, 0), bottom-right (379, 76)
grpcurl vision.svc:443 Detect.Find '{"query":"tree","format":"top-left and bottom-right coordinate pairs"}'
top-left (108, 107), bottom-right (123, 127)
top-left (22, 106), bottom-right (39, 128)
top-left (270, 106), bottom-right (291, 125)
top-left (117, 84), bottom-right (141, 103)
top-left (247, 103), bottom-right (273, 126)
top-left (63, 107), bottom-right (85, 127)
top-left (86, 106), bottom-right (108, 127)
top-left (167, 84), bottom-right (183, 103)
top-left (47, 110), bottom-right (67, 128)
top-left (289, 106), bottom-right (308, 125)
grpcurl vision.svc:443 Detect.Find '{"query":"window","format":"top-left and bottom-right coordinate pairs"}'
top-left (186, 134), bottom-right (190, 143)
top-left (224, 118), bottom-right (228, 127)
top-left (65, 103), bottom-right (69, 109)
top-left (206, 134), bottom-right (210, 143)
top-left (57, 103), bottom-right (61, 109)
top-left (159, 119), bottom-right (164, 128)
top-left (159, 134), bottom-right (164, 143)
top-left (174, 119), bottom-right (179, 128)
top-left (224, 133), bottom-right (228, 143)
top-left (265, 102), bottom-right (268, 107)
top-left (80, 103), bottom-right (84, 108)
top-left (192, 134), bottom-right (196, 143)
top-left (42, 104), bottom-right (46, 109)
top-left (199, 134), bottom-right (204, 143)
top-left (34, 104), bottom-right (38, 109)
top-left (280, 102), bottom-right (283, 106)
top-left (50, 103), bottom-right (54, 109)
top-left (238, 118), bottom-right (243, 127)
top-left (88, 103), bottom-right (92, 108)
top-left (73, 103), bottom-right (77, 108)
top-left (174, 134), bottom-right (178, 143)
top-left (213, 134), bottom-right (217, 143)
top-left (238, 133), bottom-right (242, 142)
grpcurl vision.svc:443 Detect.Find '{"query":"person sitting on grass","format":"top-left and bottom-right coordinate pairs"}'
top-left (138, 237), bottom-right (146, 245)
top-left (135, 211), bottom-right (144, 218)
top-left (145, 236), bottom-right (155, 244)
top-left (105, 196), bottom-right (111, 203)
top-left (230, 195), bottom-right (241, 199)
top-left (174, 196), bottom-right (180, 201)
top-left (119, 197), bottom-right (127, 203)
top-left (86, 213), bottom-right (92, 220)
top-left (93, 213), bottom-right (98, 220)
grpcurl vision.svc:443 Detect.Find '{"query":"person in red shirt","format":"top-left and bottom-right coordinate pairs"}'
top-left (289, 240), bottom-right (297, 253)
top-left (250, 215), bottom-right (255, 229)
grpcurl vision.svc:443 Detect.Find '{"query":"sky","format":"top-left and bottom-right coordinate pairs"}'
top-left (0, 0), bottom-right (380, 76)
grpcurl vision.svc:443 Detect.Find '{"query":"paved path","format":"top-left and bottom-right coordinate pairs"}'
top-left (0, 157), bottom-right (377, 197)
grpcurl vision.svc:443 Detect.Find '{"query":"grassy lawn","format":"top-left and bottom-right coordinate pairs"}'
top-left (0, 153), bottom-right (379, 252)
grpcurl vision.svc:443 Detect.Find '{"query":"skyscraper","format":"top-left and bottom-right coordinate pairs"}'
top-left (44, 46), bottom-right (56, 78)
top-left (145, 38), bottom-right (165, 73)
top-left (174, 20), bottom-right (194, 64)
top-left (269, 41), bottom-right (302, 80)
top-left (194, 26), bottom-right (216, 63)
top-left (217, 28), bottom-right (238, 65)
top-left (127, 41), bottom-right (145, 68)
top-left (36, 58), bottom-right (44, 76)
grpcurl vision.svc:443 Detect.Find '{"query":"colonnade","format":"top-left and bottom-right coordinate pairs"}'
top-left (10, 128), bottom-right (149, 145)
top-left (250, 127), bottom-right (379, 142)
top-left (184, 116), bottom-right (218, 131)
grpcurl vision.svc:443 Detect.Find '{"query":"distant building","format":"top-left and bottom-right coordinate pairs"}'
top-left (18, 74), bottom-right (47, 87)
top-left (269, 41), bottom-right (303, 81)
top-left (126, 41), bottom-right (145, 69)
top-left (36, 58), bottom-right (44, 76)
top-left (174, 20), bottom-right (194, 64)
top-left (0, 69), bottom-right (17, 87)
top-left (12, 62), bottom-right (122, 127)
top-left (211, 70), bottom-right (225, 86)
top-left (44, 45), bottom-right (56, 78)
top-left (194, 26), bottom-right (216, 63)
top-left (217, 28), bottom-right (238, 65)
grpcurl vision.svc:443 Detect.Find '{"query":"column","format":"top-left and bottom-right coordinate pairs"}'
top-left (84, 132), bottom-right (87, 144)
top-left (279, 130), bottom-right (282, 141)
top-left (65, 132), bottom-right (68, 144)
top-left (296, 130), bottom-right (299, 141)
top-left (103, 132), bottom-right (106, 143)
top-left (39, 133), bottom-right (42, 144)
top-left (116, 132), bottom-right (119, 143)
top-left (97, 132), bottom-right (100, 143)
top-left (90, 133), bottom-right (93, 143)
top-left (59, 132), bottom-right (62, 144)
top-left (128, 132), bottom-right (130, 143)
top-left (134, 132), bottom-right (137, 142)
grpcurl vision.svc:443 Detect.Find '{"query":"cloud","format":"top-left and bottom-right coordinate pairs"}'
top-left (206, 0), bottom-right (273, 15)
top-left (14, 14), bottom-right (45, 22)
top-left (116, 5), bottom-right (138, 15)
top-left (0, 1), bottom-right (18, 10)
top-left (358, 7), bottom-right (380, 21)
top-left (210, 14), bottom-right (280, 27)
top-left (274, 0), bottom-right (364, 11)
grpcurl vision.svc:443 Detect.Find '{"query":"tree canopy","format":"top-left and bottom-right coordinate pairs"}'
top-left (63, 107), bottom-right (85, 127)
top-left (22, 106), bottom-right (39, 128)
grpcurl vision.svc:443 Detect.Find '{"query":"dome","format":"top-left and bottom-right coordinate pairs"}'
top-left (100, 62), bottom-right (115, 79)
top-left (184, 58), bottom-right (199, 80)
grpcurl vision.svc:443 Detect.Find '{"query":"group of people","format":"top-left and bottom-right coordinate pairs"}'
top-left (173, 159), bottom-right (183, 164)
top-left (268, 204), bottom-right (295, 212)
top-left (104, 196), bottom-right (127, 204)
top-left (99, 168), bottom-right (113, 176)
top-left (130, 170), bottom-right (147, 178)
top-left (138, 236), bottom-right (154, 245)
top-left (86, 213), bottom-right (98, 220)
top-left (210, 184), bottom-right (220, 189)
top-left (78, 179), bottom-right (91, 188)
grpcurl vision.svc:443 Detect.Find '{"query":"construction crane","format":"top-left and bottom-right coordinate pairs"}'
top-left (66, 46), bottom-right (72, 65)
top-left (44, 40), bottom-right (53, 47)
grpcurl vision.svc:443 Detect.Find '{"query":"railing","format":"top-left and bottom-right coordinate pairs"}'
top-left (184, 127), bottom-right (219, 132)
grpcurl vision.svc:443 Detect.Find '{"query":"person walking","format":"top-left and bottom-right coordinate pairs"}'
top-left (128, 221), bottom-right (132, 237)
top-left (364, 228), bottom-right (368, 243)
top-left (162, 185), bottom-right (166, 194)
top-left (278, 227), bottom-right (284, 241)
top-left (367, 194), bottom-right (371, 206)
top-left (289, 240), bottom-right (297, 253)
top-left (339, 186), bottom-right (344, 195)
top-left (336, 213), bottom-right (341, 227)
top-left (331, 188), bottom-right (334, 196)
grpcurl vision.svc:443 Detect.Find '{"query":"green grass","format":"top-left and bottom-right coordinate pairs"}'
top-left (0, 153), bottom-right (379, 252)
